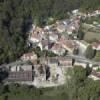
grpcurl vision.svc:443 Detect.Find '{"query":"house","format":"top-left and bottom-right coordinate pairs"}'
top-left (72, 9), bottom-right (79, 15)
top-left (71, 25), bottom-right (76, 30)
top-left (33, 64), bottom-right (46, 75)
top-left (87, 10), bottom-right (100, 17)
top-left (67, 18), bottom-right (80, 35)
top-left (35, 27), bottom-right (44, 34)
top-left (37, 39), bottom-right (53, 51)
top-left (6, 71), bottom-right (33, 82)
top-left (5, 64), bottom-right (33, 82)
top-left (56, 24), bottom-right (66, 33)
top-left (50, 43), bottom-right (66, 56)
top-left (29, 27), bottom-right (45, 44)
top-left (29, 32), bottom-right (41, 43)
top-left (89, 70), bottom-right (100, 80)
top-left (63, 40), bottom-right (77, 53)
top-left (67, 28), bottom-right (73, 35)
top-left (59, 37), bottom-right (77, 53)
top-left (44, 25), bottom-right (52, 30)
top-left (95, 10), bottom-right (100, 15)
top-left (21, 52), bottom-right (37, 61)
top-left (58, 57), bottom-right (72, 66)
top-left (37, 42), bottom-right (43, 50)
top-left (92, 42), bottom-right (100, 50)
top-left (39, 57), bottom-right (48, 65)
top-left (75, 40), bottom-right (89, 50)
top-left (8, 64), bottom-right (33, 72)
top-left (67, 23), bottom-right (76, 35)
top-left (78, 12), bottom-right (87, 17)
top-left (75, 40), bottom-right (89, 55)
top-left (38, 40), bottom-right (49, 50)
top-left (49, 32), bottom-right (59, 42)
top-left (41, 40), bottom-right (53, 50)
top-left (48, 57), bottom-right (59, 66)
top-left (74, 18), bottom-right (80, 30)
top-left (63, 20), bottom-right (70, 26)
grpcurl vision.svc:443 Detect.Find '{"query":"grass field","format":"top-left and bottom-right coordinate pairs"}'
top-left (84, 31), bottom-right (100, 42)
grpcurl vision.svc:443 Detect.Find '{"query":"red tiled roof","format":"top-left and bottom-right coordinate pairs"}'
top-left (51, 43), bottom-right (63, 51)
top-left (6, 71), bottom-right (33, 82)
top-left (92, 70), bottom-right (100, 79)
top-left (23, 52), bottom-right (33, 58)
top-left (42, 40), bottom-right (49, 46)
top-left (31, 33), bottom-right (40, 40)
top-left (21, 52), bottom-right (37, 61)
top-left (92, 42), bottom-right (100, 48)
top-left (59, 38), bottom-right (75, 49)
top-left (35, 27), bottom-right (44, 33)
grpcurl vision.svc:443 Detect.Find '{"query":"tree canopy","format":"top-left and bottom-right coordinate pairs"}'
top-left (0, 0), bottom-right (31, 64)
top-left (85, 45), bottom-right (94, 59)
top-left (0, 0), bottom-right (100, 64)
top-left (95, 51), bottom-right (100, 62)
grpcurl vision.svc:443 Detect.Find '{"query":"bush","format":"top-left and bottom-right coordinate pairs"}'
top-left (85, 45), bottom-right (94, 59)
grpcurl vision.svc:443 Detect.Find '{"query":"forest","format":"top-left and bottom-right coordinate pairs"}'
top-left (0, 0), bottom-right (100, 64)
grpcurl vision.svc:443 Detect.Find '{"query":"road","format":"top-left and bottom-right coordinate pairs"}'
top-left (0, 55), bottom-right (100, 68)
top-left (66, 55), bottom-right (100, 65)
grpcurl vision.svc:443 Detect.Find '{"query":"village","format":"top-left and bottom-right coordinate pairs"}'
top-left (0, 9), bottom-right (100, 88)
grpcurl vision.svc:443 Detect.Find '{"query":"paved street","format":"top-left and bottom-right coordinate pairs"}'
top-left (0, 54), bottom-right (100, 69)
top-left (66, 55), bottom-right (100, 65)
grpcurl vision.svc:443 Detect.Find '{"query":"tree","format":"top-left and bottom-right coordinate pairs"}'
top-left (72, 59), bottom-right (75, 66)
top-left (65, 65), bottom-right (87, 100)
top-left (73, 65), bottom-right (87, 83)
top-left (34, 16), bottom-right (43, 27)
top-left (73, 48), bottom-right (79, 55)
top-left (85, 63), bottom-right (92, 76)
top-left (0, 0), bottom-right (30, 64)
top-left (85, 45), bottom-right (94, 59)
top-left (95, 51), bottom-right (100, 62)
top-left (77, 29), bottom-right (85, 40)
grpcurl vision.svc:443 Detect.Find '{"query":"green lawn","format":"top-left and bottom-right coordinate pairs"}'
top-left (84, 31), bottom-right (100, 42)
